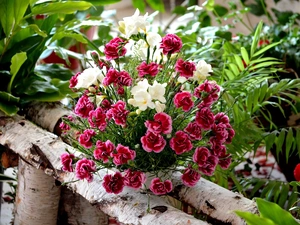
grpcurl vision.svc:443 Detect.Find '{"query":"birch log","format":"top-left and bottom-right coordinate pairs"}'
top-left (14, 159), bottom-right (60, 225)
top-left (0, 114), bottom-right (209, 225)
top-left (171, 172), bottom-right (258, 225)
top-left (24, 102), bottom-right (108, 225)
top-left (24, 102), bottom-right (258, 224)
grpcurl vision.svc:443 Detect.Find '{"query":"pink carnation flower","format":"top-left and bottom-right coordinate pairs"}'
top-left (137, 61), bottom-right (159, 77)
top-left (160, 34), bottom-right (182, 55)
top-left (75, 158), bottom-right (96, 182)
top-left (60, 153), bottom-right (75, 172)
top-left (193, 146), bottom-right (210, 167)
top-left (112, 144), bottom-right (136, 166)
top-left (170, 131), bottom-right (193, 155)
top-left (195, 107), bottom-right (215, 130)
top-left (124, 169), bottom-right (146, 189)
top-left (94, 140), bottom-right (115, 163)
top-left (106, 100), bottom-right (129, 126)
top-left (78, 129), bottom-right (96, 149)
top-left (184, 122), bottom-right (202, 141)
top-left (102, 172), bottom-right (125, 194)
top-left (88, 108), bottom-right (107, 131)
top-left (74, 95), bottom-right (94, 118)
top-left (69, 72), bottom-right (80, 88)
top-left (104, 37), bottom-right (127, 60)
top-left (174, 91), bottom-right (194, 112)
top-left (181, 167), bottom-right (201, 187)
top-left (141, 131), bottom-right (166, 153)
top-left (149, 178), bottom-right (173, 195)
top-left (198, 155), bottom-right (219, 176)
top-left (144, 112), bottom-right (172, 135)
top-left (175, 58), bottom-right (196, 78)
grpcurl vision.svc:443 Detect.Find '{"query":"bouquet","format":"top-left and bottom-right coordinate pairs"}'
top-left (60, 9), bottom-right (235, 196)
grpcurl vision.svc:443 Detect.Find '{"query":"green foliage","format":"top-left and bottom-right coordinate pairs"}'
top-left (0, 0), bottom-right (117, 115)
top-left (236, 198), bottom-right (300, 225)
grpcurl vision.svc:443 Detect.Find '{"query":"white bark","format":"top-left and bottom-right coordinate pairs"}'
top-left (0, 114), bottom-right (209, 225)
top-left (171, 172), bottom-right (258, 225)
top-left (58, 186), bottom-right (109, 225)
top-left (14, 159), bottom-right (60, 225)
top-left (24, 101), bottom-right (71, 133)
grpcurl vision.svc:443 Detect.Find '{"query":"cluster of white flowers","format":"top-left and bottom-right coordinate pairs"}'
top-left (75, 67), bottom-right (105, 89)
top-left (128, 79), bottom-right (167, 113)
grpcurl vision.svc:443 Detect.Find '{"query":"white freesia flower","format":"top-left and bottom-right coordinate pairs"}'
top-left (128, 90), bottom-right (155, 111)
top-left (75, 67), bottom-right (104, 89)
top-left (149, 81), bottom-right (167, 103)
top-left (130, 79), bottom-right (149, 95)
top-left (146, 32), bottom-right (162, 47)
top-left (119, 9), bottom-right (150, 38)
top-left (177, 76), bottom-right (187, 83)
top-left (154, 101), bottom-right (166, 113)
top-left (192, 60), bottom-right (213, 82)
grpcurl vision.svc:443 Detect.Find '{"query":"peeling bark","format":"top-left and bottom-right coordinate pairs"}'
top-left (0, 114), bottom-right (209, 225)
top-left (14, 159), bottom-right (60, 225)
top-left (57, 186), bottom-right (109, 225)
top-left (171, 173), bottom-right (258, 225)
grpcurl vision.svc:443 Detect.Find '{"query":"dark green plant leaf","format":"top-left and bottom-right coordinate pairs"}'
top-left (172, 6), bottom-right (186, 15)
top-left (0, 91), bottom-right (20, 103)
top-left (213, 4), bottom-right (228, 17)
top-left (0, 173), bottom-right (16, 182)
top-left (0, 101), bottom-right (19, 116)
top-left (51, 31), bottom-right (88, 44)
top-left (34, 64), bottom-right (73, 81)
top-left (215, 30), bottom-right (232, 41)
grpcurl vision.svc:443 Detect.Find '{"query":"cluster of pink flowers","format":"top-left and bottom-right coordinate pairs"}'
top-left (59, 13), bottom-right (235, 196)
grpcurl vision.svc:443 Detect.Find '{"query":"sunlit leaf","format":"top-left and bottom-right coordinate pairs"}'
top-left (31, 1), bottom-right (93, 15)
top-left (8, 52), bottom-right (27, 93)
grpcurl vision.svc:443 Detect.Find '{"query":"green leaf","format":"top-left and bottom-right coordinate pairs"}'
top-left (132, 0), bottom-right (146, 13)
top-left (0, 0), bottom-right (14, 36)
top-left (241, 47), bottom-right (249, 65)
top-left (31, 1), bottom-right (93, 15)
top-left (0, 173), bottom-right (16, 182)
top-left (252, 41), bottom-right (282, 58)
top-left (265, 132), bottom-right (276, 154)
top-left (278, 183), bottom-right (289, 207)
top-left (25, 24), bottom-right (47, 37)
top-left (14, 0), bottom-right (30, 25)
top-left (146, 0), bottom-right (165, 12)
top-left (228, 63), bottom-right (239, 76)
top-left (8, 52), bottom-right (27, 93)
top-left (235, 211), bottom-right (276, 225)
top-left (172, 6), bottom-right (186, 15)
top-left (213, 4), bottom-right (228, 17)
top-left (250, 21), bottom-right (263, 58)
top-left (249, 61), bottom-right (284, 71)
top-left (285, 128), bottom-right (294, 163)
top-left (0, 101), bottom-right (19, 116)
top-left (34, 64), bottom-right (73, 81)
top-left (250, 57), bottom-right (280, 65)
top-left (51, 31), bottom-right (88, 44)
top-left (203, 0), bottom-right (215, 11)
top-left (256, 198), bottom-right (300, 225)
top-left (0, 91), bottom-right (20, 103)
top-left (275, 129), bottom-right (286, 160)
top-left (234, 54), bottom-right (245, 71)
top-left (85, 0), bottom-right (120, 6)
